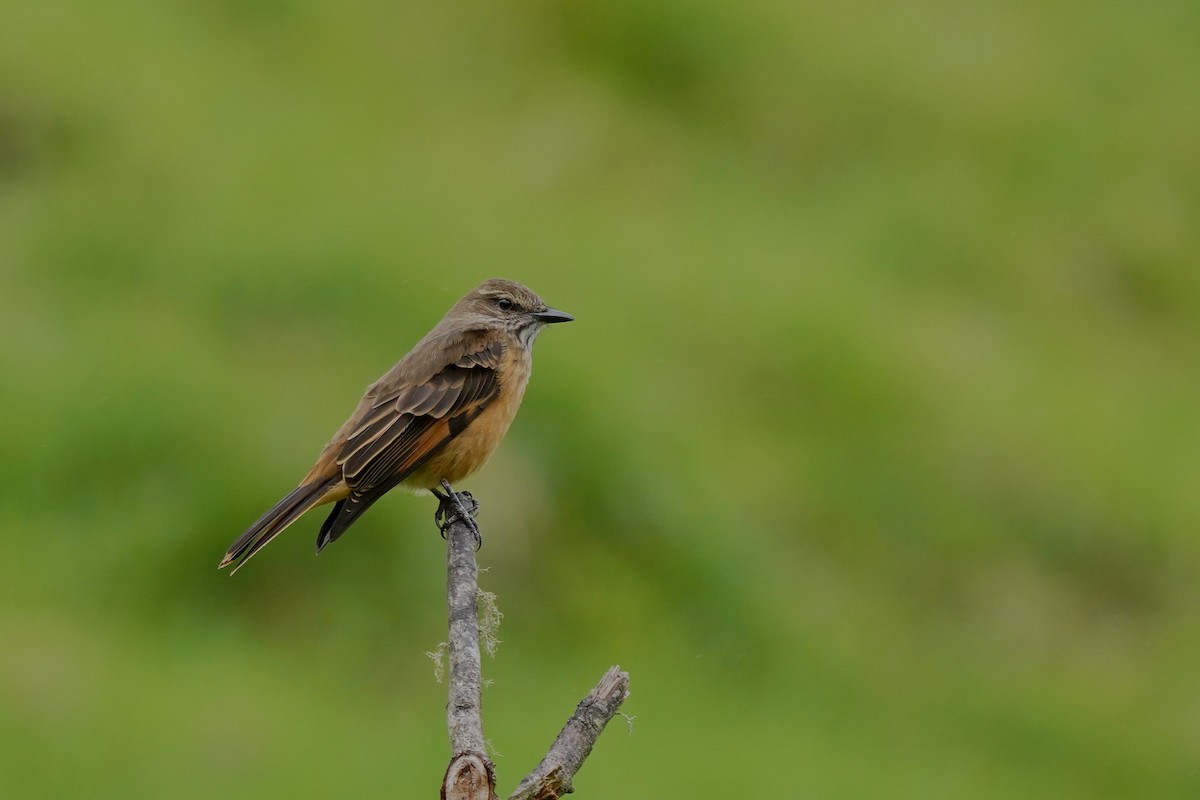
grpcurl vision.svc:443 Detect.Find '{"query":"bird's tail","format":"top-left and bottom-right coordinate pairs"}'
top-left (219, 480), bottom-right (335, 574)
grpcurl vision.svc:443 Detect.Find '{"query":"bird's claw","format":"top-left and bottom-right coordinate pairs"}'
top-left (434, 483), bottom-right (483, 549)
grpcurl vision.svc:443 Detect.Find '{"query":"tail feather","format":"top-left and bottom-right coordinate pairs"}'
top-left (315, 493), bottom-right (383, 553)
top-left (220, 481), bottom-right (333, 574)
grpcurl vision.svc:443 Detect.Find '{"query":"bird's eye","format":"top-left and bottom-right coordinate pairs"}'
top-left (496, 297), bottom-right (514, 311)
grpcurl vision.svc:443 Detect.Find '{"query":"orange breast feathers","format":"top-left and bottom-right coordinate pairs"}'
top-left (402, 343), bottom-right (532, 490)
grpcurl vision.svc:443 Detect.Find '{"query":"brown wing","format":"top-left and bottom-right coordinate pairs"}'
top-left (310, 337), bottom-right (504, 552)
top-left (337, 338), bottom-right (503, 496)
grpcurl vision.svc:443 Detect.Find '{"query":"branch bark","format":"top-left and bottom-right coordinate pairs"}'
top-left (437, 491), bottom-right (630, 798)
top-left (442, 492), bottom-right (496, 800)
top-left (508, 666), bottom-right (631, 800)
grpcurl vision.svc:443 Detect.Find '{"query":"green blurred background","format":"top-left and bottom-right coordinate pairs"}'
top-left (2, 0), bottom-right (1199, 797)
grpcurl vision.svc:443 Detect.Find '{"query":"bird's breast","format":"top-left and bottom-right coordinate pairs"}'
top-left (404, 344), bottom-right (532, 489)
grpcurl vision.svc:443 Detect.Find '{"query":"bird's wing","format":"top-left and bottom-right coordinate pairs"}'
top-left (335, 338), bottom-right (504, 494)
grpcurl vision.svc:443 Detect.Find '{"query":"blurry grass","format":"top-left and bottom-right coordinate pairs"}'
top-left (2, 0), bottom-right (1200, 797)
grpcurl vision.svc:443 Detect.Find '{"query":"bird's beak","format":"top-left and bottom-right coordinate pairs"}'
top-left (534, 308), bottom-right (574, 324)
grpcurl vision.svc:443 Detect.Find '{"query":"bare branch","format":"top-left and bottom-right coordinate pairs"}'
top-left (442, 493), bottom-right (496, 800)
top-left (508, 666), bottom-right (631, 800)
top-left (437, 489), bottom-right (630, 798)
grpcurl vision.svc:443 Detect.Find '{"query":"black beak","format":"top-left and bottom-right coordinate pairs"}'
top-left (534, 307), bottom-right (574, 324)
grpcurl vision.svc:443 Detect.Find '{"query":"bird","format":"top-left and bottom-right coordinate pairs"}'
top-left (218, 278), bottom-right (573, 574)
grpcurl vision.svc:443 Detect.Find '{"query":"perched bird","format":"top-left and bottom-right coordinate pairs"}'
top-left (219, 278), bottom-right (573, 574)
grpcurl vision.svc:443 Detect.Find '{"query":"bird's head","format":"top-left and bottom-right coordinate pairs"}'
top-left (456, 278), bottom-right (574, 347)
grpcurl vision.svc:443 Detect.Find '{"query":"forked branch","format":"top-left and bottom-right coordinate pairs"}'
top-left (438, 492), bottom-right (629, 799)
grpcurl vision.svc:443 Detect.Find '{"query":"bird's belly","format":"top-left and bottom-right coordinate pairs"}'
top-left (404, 368), bottom-right (528, 489)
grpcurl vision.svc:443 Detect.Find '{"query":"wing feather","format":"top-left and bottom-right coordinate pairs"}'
top-left (335, 340), bottom-right (503, 495)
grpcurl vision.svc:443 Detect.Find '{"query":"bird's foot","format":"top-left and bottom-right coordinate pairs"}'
top-left (433, 480), bottom-right (482, 549)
